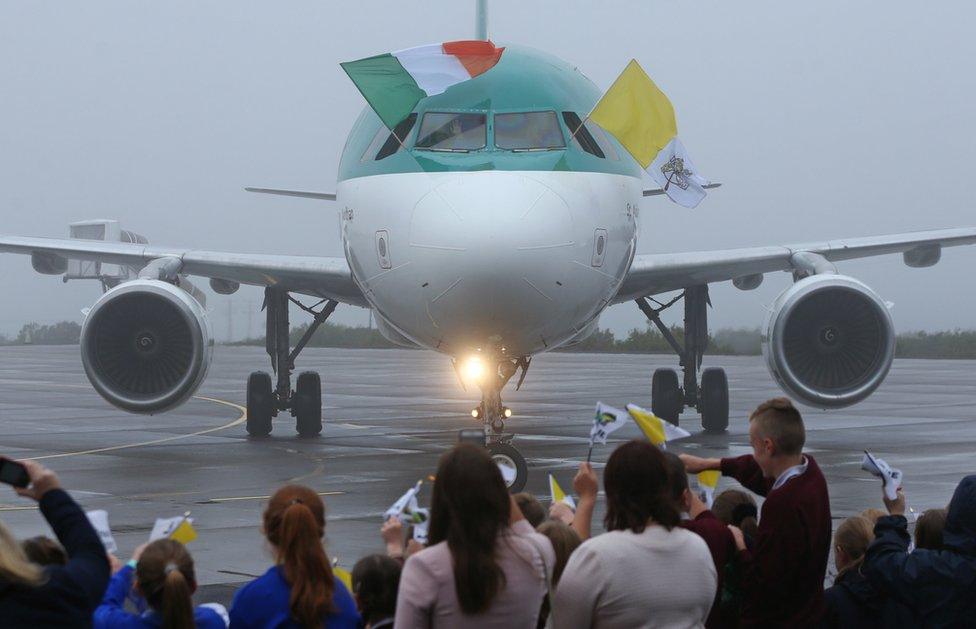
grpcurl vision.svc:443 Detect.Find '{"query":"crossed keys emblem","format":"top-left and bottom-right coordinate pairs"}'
top-left (660, 156), bottom-right (693, 191)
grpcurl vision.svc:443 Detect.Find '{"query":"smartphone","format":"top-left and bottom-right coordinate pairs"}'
top-left (0, 458), bottom-right (30, 488)
top-left (457, 429), bottom-right (486, 447)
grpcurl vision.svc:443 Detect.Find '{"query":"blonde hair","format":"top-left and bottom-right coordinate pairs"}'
top-left (835, 516), bottom-right (874, 579)
top-left (0, 521), bottom-right (47, 587)
top-left (749, 398), bottom-right (805, 455)
top-left (859, 508), bottom-right (887, 524)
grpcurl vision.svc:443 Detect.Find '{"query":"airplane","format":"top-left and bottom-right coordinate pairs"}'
top-left (2, 3), bottom-right (975, 492)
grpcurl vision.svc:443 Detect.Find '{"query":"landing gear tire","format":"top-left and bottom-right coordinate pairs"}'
top-left (488, 442), bottom-right (527, 494)
top-left (293, 371), bottom-right (323, 438)
top-left (246, 371), bottom-right (274, 437)
top-left (652, 368), bottom-right (682, 424)
top-left (700, 367), bottom-right (729, 433)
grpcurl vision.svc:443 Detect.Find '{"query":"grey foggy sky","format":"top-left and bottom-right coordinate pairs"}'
top-left (1, 1), bottom-right (974, 341)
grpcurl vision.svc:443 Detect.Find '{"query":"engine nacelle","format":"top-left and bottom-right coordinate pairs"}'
top-left (81, 280), bottom-right (213, 414)
top-left (763, 274), bottom-right (895, 409)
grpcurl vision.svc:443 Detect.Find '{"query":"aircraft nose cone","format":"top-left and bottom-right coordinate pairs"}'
top-left (408, 172), bottom-right (584, 353)
top-left (410, 173), bottom-right (573, 255)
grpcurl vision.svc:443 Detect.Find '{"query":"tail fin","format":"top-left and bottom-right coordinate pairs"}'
top-left (476, 0), bottom-right (488, 40)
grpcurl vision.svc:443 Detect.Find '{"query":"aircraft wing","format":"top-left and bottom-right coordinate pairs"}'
top-left (614, 227), bottom-right (976, 303)
top-left (0, 235), bottom-right (367, 306)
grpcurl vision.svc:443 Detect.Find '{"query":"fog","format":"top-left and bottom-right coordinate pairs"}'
top-left (1, 1), bottom-right (974, 340)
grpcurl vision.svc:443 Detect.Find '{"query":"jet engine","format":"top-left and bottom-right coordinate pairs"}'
top-left (80, 280), bottom-right (213, 414)
top-left (763, 274), bottom-right (895, 409)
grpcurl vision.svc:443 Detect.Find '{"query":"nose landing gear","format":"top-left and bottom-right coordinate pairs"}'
top-left (468, 358), bottom-right (529, 493)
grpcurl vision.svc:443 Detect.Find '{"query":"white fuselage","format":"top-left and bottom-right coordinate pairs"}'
top-left (338, 170), bottom-right (641, 358)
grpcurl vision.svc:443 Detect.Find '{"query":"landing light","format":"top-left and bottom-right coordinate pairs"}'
top-left (461, 356), bottom-right (486, 384)
top-left (503, 407), bottom-right (512, 418)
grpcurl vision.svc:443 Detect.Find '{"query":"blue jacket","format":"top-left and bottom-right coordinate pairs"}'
top-left (229, 566), bottom-right (360, 629)
top-left (864, 475), bottom-right (976, 628)
top-left (93, 564), bottom-right (227, 628)
top-left (0, 488), bottom-right (110, 628)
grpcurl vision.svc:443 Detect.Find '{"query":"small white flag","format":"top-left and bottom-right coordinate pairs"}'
top-left (591, 402), bottom-right (628, 446)
top-left (861, 450), bottom-right (903, 501)
top-left (410, 508), bottom-right (430, 544)
top-left (86, 510), bottom-right (118, 554)
top-left (384, 480), bottom-right (424, 523)
top-left (648, 138), bottom-right (709, 209)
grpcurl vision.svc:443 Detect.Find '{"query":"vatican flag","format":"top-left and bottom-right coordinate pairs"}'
top-left (590, 59), bottom-right (709, 208)
top-left (697, 470), bottom-right (721, 509)
top-left (149, 513), bottom-right (197, 545)
top-left (170, 518), bottom-right (198, 545)
top-left (648, 137), bottom-right (710, 209)
top-left (549, 474), bottom-right (576, 510)
top-left (626, 403), bottom-right (690, 447)
top-left (589, 60), bottom-right (676, 169)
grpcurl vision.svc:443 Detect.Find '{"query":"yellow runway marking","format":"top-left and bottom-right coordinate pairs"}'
top-left (203, 491), bottom-right (344, 504)
top-left (32, 396), bottom-right (247, 461)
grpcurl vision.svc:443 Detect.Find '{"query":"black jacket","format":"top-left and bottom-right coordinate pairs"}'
top-left (821, 566), bottom-right (914, 628)
top-left (864, 475), bottom-right (976, 628)
top-left (0, 488), bottom-right (110, 628)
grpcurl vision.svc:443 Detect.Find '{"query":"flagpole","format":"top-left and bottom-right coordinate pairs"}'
top-left (571, 115), bottom-right (591, 140)
top-left (586, 445), bottom-right (593, 464)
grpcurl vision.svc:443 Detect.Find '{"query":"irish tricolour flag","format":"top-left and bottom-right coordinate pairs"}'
top-left (341, 40), bottom-right (505, 129)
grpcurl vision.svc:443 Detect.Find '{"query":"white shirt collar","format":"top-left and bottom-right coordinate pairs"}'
top-left (771, 456), bottom-right (808, 491)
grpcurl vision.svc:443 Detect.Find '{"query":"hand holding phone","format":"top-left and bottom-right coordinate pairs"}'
top-left (1, 458), bottom-right (61, 501)
top-left (0, 457), bottom-right (30, 488)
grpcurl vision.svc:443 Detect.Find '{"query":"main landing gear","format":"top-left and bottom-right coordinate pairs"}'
top-left (636, 285), bottom-right (729, 433)
top-left (467, 357), bottom-right (531, 493)
top-left (246, 287), bottom-right (337, 438)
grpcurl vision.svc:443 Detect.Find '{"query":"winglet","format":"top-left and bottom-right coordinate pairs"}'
top-left (244, 187), bottom-right (337, 201)
top-left (643, 182), bottom-right (722, 198)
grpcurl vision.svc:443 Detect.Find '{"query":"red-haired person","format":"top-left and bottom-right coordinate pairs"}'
top-left (94, 539), bottom-right (228, 628)
top-left (229, 485), bottom-right (360, 629)
top-left (681, 398), bottom-right (832, 627)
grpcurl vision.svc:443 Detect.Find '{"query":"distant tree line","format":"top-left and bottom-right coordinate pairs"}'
top-left (236, 321), bottom-right (398, 349)
top-left (0, 321), bottom-right (83, 346)
top-left (6, 320), bottom-right (976, 359)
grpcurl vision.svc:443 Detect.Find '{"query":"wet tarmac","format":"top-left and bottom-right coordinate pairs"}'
top-left (1, 345), bottom-right (973, 604)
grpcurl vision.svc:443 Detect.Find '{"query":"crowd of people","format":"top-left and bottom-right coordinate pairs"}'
top-left (0, 397), bottom-right (973, 628)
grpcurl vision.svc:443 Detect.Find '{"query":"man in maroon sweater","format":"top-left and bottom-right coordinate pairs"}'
top-left (681, 398), bottom-right (832, 627)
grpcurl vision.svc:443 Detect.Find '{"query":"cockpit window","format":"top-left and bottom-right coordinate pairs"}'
top-left (562, 112), bottom-right (619, 161)
top-left (360, 114), bottom-right (417, 162)
top-left (494, 111), bottom-right (566, 151)
top-left (415, 112), bottom-right (487, 151)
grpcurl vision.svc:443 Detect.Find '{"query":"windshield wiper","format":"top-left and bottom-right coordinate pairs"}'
top-left (511, 147), bottom-right (564, 153)
top-left (415, 147), bottom-right (471, 153)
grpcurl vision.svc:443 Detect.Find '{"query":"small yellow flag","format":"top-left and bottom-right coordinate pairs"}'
top-left (333, 565), bottom-right (353, 592)
top-left (549, 474), bottom-right (575, 509)
top-left (169, 519), bottom-right (197, 545)
top-left (698, 470), bottom-right (720, 489)
top-left (589, 60), bottom-right (677, 169)
top-left (627, 403), bottom-right (691, 446)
